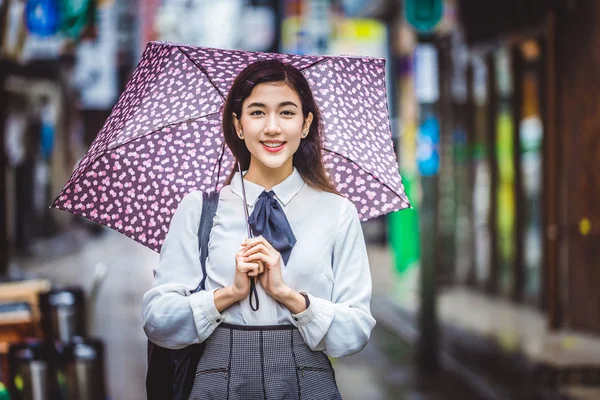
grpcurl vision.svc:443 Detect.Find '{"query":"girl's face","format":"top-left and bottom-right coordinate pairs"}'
top-left (233, 81), bottom-right (313, 173)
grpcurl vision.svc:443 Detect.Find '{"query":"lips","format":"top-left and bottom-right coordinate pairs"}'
top-left (261, 141), bottom-right (286, 153)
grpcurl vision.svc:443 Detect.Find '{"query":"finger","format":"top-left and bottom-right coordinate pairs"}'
top-left (242, 243), bottom-right (270, 257)
top-left (245, 240), bottom-right (277, 256)
top-left (235, 248), bottom-right (245, 261)
top-left (235, 253), bottom-right (246, 264)
top-left (242, 260), bottom-right (263, 277)
top-left (244, 235), bottom-right (272, 249)
top-left (257, 235), bottom-right (275, 251)
top-left (257, 260), bottom-right (265, 274)
top-left (241, 259), bottom-right (264, 276)
top-left (244, 253), bottom-right (270, 265)
top-left (245, 235), bottom-right (263, 243)
top-left (236, 245), bottom-right (254, 257)
top-left (240, 262), bottom-right (259, 272)
top-left (246, 267), bottom-right (260, 278)
top-left (237, 262), bottom-right (259, 274)
top-left (246, 258), bottom-right (273, 274)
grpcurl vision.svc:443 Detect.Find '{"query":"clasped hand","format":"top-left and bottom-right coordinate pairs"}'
top-left (233, 236), bottom-right (288, 301)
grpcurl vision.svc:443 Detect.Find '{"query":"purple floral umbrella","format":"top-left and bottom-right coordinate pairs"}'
top-left (51, 42), bottom-right (410, 251)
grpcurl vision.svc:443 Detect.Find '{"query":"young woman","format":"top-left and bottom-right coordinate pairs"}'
top-left (143, 59), bottom-right (375, 399)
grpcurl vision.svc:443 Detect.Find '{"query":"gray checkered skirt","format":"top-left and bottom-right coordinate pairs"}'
top-left (189, 323), bottom-right (342, 400)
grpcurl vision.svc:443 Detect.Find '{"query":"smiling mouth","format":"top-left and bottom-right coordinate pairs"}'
top-left (261, 141), bottom-right (286, 152)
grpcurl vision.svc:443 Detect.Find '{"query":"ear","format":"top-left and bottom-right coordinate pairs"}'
top-left (303, 112), bottom-right (314, 135)
top-left (232, 113), bottom-right (242, 135)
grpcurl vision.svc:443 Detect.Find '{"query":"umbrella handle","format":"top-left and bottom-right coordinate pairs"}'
top-left (237, 162), bottom-right (253, 238)
top-left (238, 162), bottom-right (260, 311)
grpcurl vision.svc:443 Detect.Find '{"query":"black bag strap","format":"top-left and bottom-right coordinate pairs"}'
top-left (190, 191), bottom-right (219, 294)
top-left (147, 191), bottom-right (219, 400)
top-left (172, 191), bottom-right (219, 400)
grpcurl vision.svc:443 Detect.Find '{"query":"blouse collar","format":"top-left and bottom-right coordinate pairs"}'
top-left (229, 167), bottom-right (305, 207)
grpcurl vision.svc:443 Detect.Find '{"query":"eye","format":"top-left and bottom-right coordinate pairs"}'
top-left (249, 110), bottom-right (264, 116)
top-left (281, 110), bottom-right (295, 116)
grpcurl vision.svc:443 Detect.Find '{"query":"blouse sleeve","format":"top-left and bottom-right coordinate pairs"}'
top-left (291, 198), bottom-right (376, 357)
top-left (142, 191), bottom-right (225, 349)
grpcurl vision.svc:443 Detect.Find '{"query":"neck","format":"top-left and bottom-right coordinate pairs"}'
top-left (243, 158), bottom-right (294, 190)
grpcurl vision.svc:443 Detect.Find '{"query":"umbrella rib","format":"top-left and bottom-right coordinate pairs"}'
top-left (177, 46), bottom-right (226, 101)
top-left (321, 148), bottom-right (408, 204)
top-left (298, 57), bottom-right (332, 72)
top-left (53, 110), bottom-right (219, 205)
top-left (106, 111), bottom-right (220, 151)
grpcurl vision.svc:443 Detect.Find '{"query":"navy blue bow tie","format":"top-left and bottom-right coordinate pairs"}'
top-left (248, 190), bottom-right (296, 265)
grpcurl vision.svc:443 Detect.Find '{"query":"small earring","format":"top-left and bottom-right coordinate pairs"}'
top-left (238, 131), bottom-right (244, 139)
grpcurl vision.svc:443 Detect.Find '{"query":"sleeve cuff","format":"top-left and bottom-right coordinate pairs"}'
top-left (189, 288), bottom-right (225, 327)
top-left (292, 291), bottom-right (325, 325)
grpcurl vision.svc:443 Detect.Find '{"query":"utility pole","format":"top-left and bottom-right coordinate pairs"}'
top-left (404, 0), bottom-right (444, 377)
top-left (414, 40), bottom-right (440, 376)
top-left (0, 59), bottom-right (8, 278)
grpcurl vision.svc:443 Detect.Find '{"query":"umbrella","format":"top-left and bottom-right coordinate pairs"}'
top-left (51, 41), bottom-right (411, 251)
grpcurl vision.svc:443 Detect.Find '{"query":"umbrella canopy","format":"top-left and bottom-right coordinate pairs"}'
top-left (52, 41), bottom-right (410, 251)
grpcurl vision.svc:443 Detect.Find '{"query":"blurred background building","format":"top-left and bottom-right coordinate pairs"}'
top-left (0, 0), bottom-right (599, 399)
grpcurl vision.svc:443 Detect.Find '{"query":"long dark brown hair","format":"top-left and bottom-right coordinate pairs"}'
top-left (222, 59), bottom-right (339, 195)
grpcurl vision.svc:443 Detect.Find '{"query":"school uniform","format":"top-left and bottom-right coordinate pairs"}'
top-left (143, 167), bottom-right (375, 399)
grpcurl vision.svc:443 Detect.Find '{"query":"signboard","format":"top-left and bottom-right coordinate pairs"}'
top-left (414, 44), bottom-right (439, 103)
top-left (405, 0), bottom-right (443, 33)
top-left (417, 116), bottom-right (440, 176)
top-left (74, 1), bottom-right (117, 109)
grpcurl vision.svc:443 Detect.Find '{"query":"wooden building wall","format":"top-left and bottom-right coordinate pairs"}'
top-left (555, 0), bottom-right (600, 334)
top-left (460, 0), bottom-right (600, 334)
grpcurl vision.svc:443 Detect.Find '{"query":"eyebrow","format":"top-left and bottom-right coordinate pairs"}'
top-left (246, 101), bottom-right (299, 109)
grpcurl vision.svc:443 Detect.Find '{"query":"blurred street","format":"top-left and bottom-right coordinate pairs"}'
top-left (14, 225), bottom-right (599, 399)
top-left (9, 228), bottom-right (482, 400)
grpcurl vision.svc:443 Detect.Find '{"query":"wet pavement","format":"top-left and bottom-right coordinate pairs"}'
top-left (335, 323), bottom-right (482, 400)
top-left (11, 227), bottom-right (481, 400)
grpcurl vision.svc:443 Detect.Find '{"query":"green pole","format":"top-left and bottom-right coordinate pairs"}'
top-left (389, 171), bottom-right (420, 275)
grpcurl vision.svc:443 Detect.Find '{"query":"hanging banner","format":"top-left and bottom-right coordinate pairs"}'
top-left (496, 107), bottom-right (515, 292)
top-left (25, 0), bottom-right (61, 37)
top-left (74, 1), bottom-right (117, 109)
top-left (414, 44), bottom-right (439, 103)
top-left (60, 0), bottom-right (96, 38)
top-left (417, 116), bottom-right (440, 176)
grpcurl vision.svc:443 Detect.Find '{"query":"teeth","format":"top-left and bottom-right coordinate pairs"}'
top-left (263, 142), bottom-right (284, 148)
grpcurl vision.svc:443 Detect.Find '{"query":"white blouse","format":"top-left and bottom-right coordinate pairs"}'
top-left (142, 168), bottom-right (376, 358)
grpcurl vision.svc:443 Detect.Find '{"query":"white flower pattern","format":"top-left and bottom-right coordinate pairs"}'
top-left (52, 42), bottom-right (410, 251)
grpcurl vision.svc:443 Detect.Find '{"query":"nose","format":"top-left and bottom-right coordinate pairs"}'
top-left (264, 114), bottom-right (281, 135)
